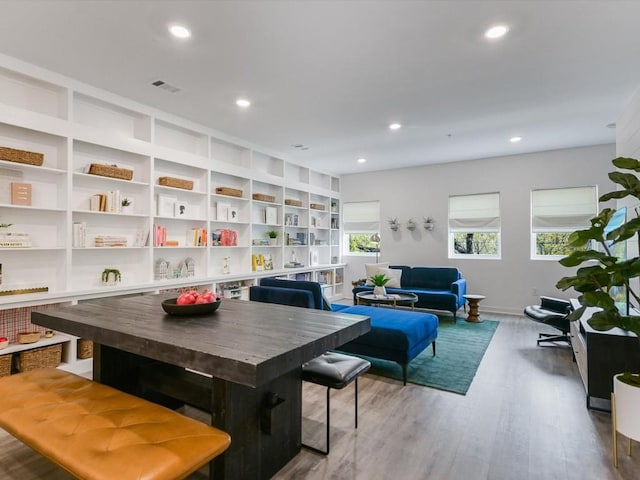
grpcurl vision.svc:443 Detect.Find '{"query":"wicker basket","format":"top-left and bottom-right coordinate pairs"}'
top-left (88, 163), bottom-right (134, 180)
top-left (285, 199), bottom-right (303, 207)
top-left (18, 332), bottom-right (41, 344)
top-left (215, 187), bottom-right (243, 197)
top-left (158, 176), bottom-right (194, 190)
top-left (0, 354), bottom-right (11, 377)
top-left (0, 146), bottom-right (44, 166)
top-left (252, 193), bottom-right (276, 203)
top-left (310, 203), bottom-right (326, 211)
top-left (77, 339), bottom-right (93, 359)
top-left (16, 344), bottom-right (62, 373)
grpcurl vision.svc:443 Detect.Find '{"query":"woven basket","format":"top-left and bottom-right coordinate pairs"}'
top-left (215, 187), bottom-right (243, 197)
top-left (158, 176), bottom-right (194, 190)
top-left (16, 344), bottom-right (62, 373)
top-left (77, 339), bottom-right (93, 359)
top-left (285, 199), bottom-right (303, 207)
top-left (88, 163), bottom-right (134, 180)
top-left (310, 203), bottom-right (326, 211)
top-left (0, 146), bottom-right (44, 166)
top-left (0, 354), bottom-right (11, 377)
top-left (252, 193), bottom-right (276, 203)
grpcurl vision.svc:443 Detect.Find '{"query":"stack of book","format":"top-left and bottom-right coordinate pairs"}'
top-left (90, 190), bottom-right (122, 212)
top-left (0, 232), bottom-right (31, 248)
top-left (94, 235), bottom-right (127, 247)
top-left (189, 228), bottom-right (208, 247)
top-left (73, 222), bottom-right (87, 247)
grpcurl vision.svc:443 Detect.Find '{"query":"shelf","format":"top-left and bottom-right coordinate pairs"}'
top-left (0, 333), bottom-right (75, 355)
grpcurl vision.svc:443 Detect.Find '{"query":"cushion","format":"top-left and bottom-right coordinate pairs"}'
top-left (379, 267), bottom-right (402, 288)
top-left (365, 262), bottom-right (390, 285)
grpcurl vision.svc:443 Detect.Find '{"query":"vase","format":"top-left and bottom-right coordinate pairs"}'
top-left (612, 374), bottom-right (640, 466)
top-left (121, 205), bottom-right (133, 214)
top-left (373, 286), bottom-right (386, 296)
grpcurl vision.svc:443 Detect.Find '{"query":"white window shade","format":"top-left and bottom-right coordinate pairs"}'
top-left (343, 201), bottom-right (380, 232)
top-left (449, 193), bottom-right (500, 231)
top-left (532, 186), bottom-right (597, 232)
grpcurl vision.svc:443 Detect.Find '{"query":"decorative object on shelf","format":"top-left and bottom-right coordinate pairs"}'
top-left (0, 146), bottom-right (44, 166)
top-left (223, 256), bottom-right (231, 274)
top-left (310, 250), bottom-right (319, 266)
top-left (215, 187), bottom-right (243, 197)
top-left (423, 216), bottom-right (435, 231)
top-left (264, 254), bottom-right (274, 270)
top-left (216, 202), bottom-right (230, 221)
top-left (18, 332), bottom-right (41, 344)
top-left (0, 221), bottom-right (12, 230)
top-left (556, 156), bottom-right (640, 461)
top-left (10, 182), bottom-right (32, 206)
top-left (185, 257), bottom-right (195, 277)
top-left (252, 193), bottom-right (276, 203)
top-left (174, 200), bottom-right (188, 217)
top-left (388, 217), bottom-right (400, 231)
top-left (101, 268), bottom-right (121, 286)
top-left (0, 286), bottom-right (48, 296)
top-left (331, 200), bottom-right (338, 212)
top-left (87, 163), bottom-right (133, 181)
top-left (121, 197), bottom-right (132, 214)
top-left (94, 235), bottom-right (127, 247)
top-left (310, 203), bottom-right (325, 211)
top-left (157, 194), bottom-right (176, 217)
top-left (155, 258), bottom-right (170, 280)
top-left (266, 230), bottom-right (279, 245)
top-left (406, 218), bottom-right (417, 231)
top-left (158, 176), bottom-right (193, 190)
top-left (44, 330), bottom-right (54, 338)
top-left (0, 336), bottom-right (7, 349)
top-left (285, 198), bottom-right (302, 207)
top-left (264, 206), bottom-right (278, 225)
top-left (0, 232), bottom-right (32, 248)
top-left (369, 273), bottom-right (390, 296)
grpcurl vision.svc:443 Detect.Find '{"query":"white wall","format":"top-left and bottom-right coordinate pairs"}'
top-left (341, 144), bottom-right (615, 315)
top-left (617, 86), bottom-right (640, 157)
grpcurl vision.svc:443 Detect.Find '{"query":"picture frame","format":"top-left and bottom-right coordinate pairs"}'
top-left (174, 200), bottom-right (188, 218)
top-left (157, 194), bottom-right (176, 217)
top-left (229, 207), bottom-right (239, 222)
top-left (265, 206), bottom-right (278, 225)
top-left (216, 202), bottom-right (230, 222)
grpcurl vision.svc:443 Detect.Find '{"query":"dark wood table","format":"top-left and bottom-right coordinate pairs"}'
top-left (32, 293), bottom-right (370, 479)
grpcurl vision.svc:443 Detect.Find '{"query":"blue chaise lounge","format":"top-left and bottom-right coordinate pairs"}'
top-left (251, 278), bottom-right (439, 385)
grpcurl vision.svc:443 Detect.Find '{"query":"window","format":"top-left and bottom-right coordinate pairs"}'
top-left (531, 186), bottom-right (597, 258)
top-left (448, 193), bottom-right (500, 258)
top-left (343, 201), bottom-right (380, 255)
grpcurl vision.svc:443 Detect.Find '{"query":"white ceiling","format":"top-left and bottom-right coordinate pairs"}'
top-left (1, 1), bottom-right (639, 175)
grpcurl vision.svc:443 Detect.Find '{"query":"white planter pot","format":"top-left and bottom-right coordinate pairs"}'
top-left (613, 374), bottom-right (640, 441)
top-left (373, 286), bottom-right (386, 296)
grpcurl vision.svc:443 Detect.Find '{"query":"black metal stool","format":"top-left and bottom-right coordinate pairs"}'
top-left (301, 351), bottom-right (371, 455)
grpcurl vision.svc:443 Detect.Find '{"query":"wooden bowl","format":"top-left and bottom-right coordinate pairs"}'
top-left (161, 298), bottom-right (221, 316)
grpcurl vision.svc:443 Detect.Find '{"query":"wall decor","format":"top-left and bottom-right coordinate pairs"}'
top-left (388, 217), bottom-right (400, 231)
top-left (423, 216), bottom-right (435, 231)
top-left (406, 218), bottom-right (417, 231)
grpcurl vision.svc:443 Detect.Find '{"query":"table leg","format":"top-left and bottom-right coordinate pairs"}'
top-left (466, 299), bottom-right (483, 323)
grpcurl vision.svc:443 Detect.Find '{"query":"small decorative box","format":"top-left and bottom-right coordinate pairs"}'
top-left (285, 199), bottom-right (303, 207)
top-left (216, 187), bottom-right (243, 197)
top-left (252, 193), bottom-right (276, 203)
top-left (158, 176), bottom-right (194, 190)
top-left (310, 203), bottom-right (326, 211)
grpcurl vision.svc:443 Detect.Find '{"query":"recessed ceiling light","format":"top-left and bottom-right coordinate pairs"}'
top-left (236, 98), bottom-right (251, 108)
top-left (510, 136), bottom-right (522, 143)
top-left (485, 25), bottom-right (509, 39)
top-left (607, 123), bottom-right (617, 129)
top-left (168, 24), bottom-right (191, 39)
top-left (357, 158), bottom-right (367, 164)
top-left (389, 123), bottom-right (402, 131)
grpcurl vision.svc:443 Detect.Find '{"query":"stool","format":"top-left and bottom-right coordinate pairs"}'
top-left (301, 352), bottom-right (371, 455)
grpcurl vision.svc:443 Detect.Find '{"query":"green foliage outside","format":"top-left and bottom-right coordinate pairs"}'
top-left (453, 232), bottom-right (499, 255)
top-left (535, 232), bottom-right (588, 256)
top-left (348, 233), bottom-right (379, 253)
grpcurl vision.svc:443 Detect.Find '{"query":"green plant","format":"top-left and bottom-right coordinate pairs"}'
top-left (266, 230), bottom-right (278, 239)
top-left (556, 156), bottom-right (640, 387)
top-left (0, 223), bottom-right (11, 228)
top-left (369, 273), bottom-right (390, 287)
top-left (101, 268), bottom-right (121, 283)
top-left (121, 198), bottom-right (131, 207)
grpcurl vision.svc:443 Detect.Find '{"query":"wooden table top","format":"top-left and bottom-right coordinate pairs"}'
top-left (32, 294), bottom-right (370, 388)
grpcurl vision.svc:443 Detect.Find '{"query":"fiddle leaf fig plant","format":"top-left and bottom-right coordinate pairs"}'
top-left (556, 157), bottom-right (640, 387)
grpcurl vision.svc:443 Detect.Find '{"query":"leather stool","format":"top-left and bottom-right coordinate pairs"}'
top-left (302, 351), bottom-right (371, 455)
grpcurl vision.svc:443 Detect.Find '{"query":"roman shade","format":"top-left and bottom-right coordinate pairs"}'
top-left (448, 193), bottom-right (500, 231)
top-left (531, 186), bottom-right (597, 232)
top-left (343, 201), bottom-right (380, 232)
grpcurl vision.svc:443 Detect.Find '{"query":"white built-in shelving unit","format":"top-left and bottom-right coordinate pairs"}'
top-left (0, 54), bottom-right (343, 370)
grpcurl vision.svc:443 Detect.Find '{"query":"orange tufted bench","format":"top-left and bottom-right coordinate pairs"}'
top-left (0, 368), bottom-right (231, 480)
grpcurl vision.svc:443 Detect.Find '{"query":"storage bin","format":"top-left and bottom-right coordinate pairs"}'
top-left (16, 344), bottom-right (62, 372)
top-left (215, 187), bottom-right (243, 197)
top-left (77, 339), bottom-right (93, 359)
top-left (0, 353), bottom-right (12, 377)
top-left (285, 199), bottom-right (303, 207)
top-left (88, 163), bottom-right (134, 180)
top-left (158, 176), bottom-right (194, 190)
top-left (252, 193), bottom-right (276, 203)
top-left (0, 146), bottom-right (44, 166)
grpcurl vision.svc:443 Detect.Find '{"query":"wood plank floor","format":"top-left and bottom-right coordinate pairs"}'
top-left (0, 313), bottom-right (637, 479)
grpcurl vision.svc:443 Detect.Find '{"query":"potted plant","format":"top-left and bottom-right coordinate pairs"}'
top-left (406, 218), bottom-right (417, 231)
top-left (121, 197), bottom-right (132, 214)
top-left (556, 156), bottom-right (640, 454)
top-left (423, 216), bottom-right (435, 231)
top-left (266, 230), bottom-right (278, 245)
top-left (101, 268), bottom-right (121, 286)
top-left (369, 273), bottom-right (390, 296)
top-left (388, 217), bottom-right (400, 231)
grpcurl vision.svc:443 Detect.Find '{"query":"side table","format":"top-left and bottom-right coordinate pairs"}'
top-left (464, 294), bottom-right (486, 323)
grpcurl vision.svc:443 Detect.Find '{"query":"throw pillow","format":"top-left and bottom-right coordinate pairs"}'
top-left (365, 262), bottom-right (390, 285)
top-left (379, 267), bottom-right (402, 288)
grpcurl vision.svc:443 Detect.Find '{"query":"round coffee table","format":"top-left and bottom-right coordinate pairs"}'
top-left (464, 294), bottom-right (486, 323)
top-left (356, 292), bottom-right (418, 310)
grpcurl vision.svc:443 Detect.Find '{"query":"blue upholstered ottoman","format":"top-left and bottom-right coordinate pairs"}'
top-left (336, 305), bottom-right (438, 385)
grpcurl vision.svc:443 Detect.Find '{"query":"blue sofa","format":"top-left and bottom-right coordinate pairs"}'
top-left (251, 278), bottom-right (439, 385)
top-left (352, 266), bottom-right (467, 319)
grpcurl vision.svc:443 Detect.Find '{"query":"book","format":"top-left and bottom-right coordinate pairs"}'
top-left (265, 206), bottom-right (278, 225)
top-left (11, 182), bottom-right (31, 206)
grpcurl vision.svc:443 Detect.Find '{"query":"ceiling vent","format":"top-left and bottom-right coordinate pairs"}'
top-left (151, 80), bottom-right (181, 93)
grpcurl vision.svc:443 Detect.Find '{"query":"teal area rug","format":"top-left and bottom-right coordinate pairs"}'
top-left (359, 319), bottom-right (499, 395)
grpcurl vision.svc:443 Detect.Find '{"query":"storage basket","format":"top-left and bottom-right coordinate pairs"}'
top-left (18, 331), bottom-right (41, 344)
top-left (252, 193), bottom-right (276, 203)
top-left (285, 199), bottom-right (303, 207)
top-left (215, 187), bottom-right (243, 197)
top-left (0, 146), bottom-right (44, 166)
top-left (88, 163), bottom-right (134, 180)
top-left (0, 353), bottom-right (11, 377)
top-left (310, 203), bottom-right (326, 211)
top-left (77, 339), bottom-right (93, 359)
top-left (16, 344), bottom-right (62, 373)
top-left (158, 176), bottom-right (194, 190)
